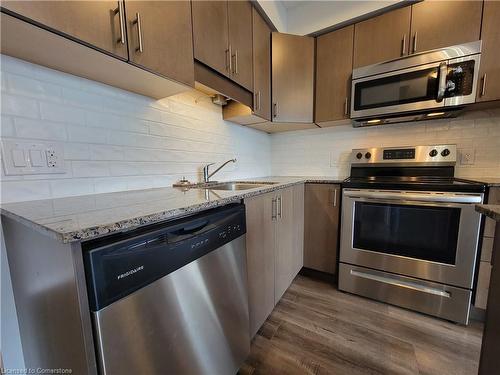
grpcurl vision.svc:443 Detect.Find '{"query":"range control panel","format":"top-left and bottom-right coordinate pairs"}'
top-left (351, 144), bottom-right (457, 165)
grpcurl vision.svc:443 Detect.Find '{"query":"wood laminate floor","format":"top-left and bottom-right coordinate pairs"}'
top-left (241, 275), bottom-right (483, 375)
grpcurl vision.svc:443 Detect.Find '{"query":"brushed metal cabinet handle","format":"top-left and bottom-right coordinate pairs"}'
top-left (401, 34), bottom-right (406, 56)
top-left (258, 91), bottom-right (261, 111)
top-left (273, 102), bottom-right (278, 118)
top-left (277, 195), bottom-right (282, 219)
top-left (333, 189), bottom-right (337, 207)
top-left (254, 92), bottom-right (258, 111)
top-left (133, 13), bottom-right (143, 53)
top-left (344, 97), bottom-right (349, 117)
top-left (114, 1), bottom-right (125, 44)
top-left (233, 50), bottom-right (238, 74)
top-left (481, 74), bottom-right (487, 97)
top-left (412, 32), bottom-right (418, 54)
top-left (271, 198), bottom-right (277, 220)
top-left (227, 45), bottom-right (233, 74)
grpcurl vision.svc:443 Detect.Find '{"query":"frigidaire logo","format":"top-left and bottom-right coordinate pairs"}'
top-left (117, 265), bottom-right (144, 280)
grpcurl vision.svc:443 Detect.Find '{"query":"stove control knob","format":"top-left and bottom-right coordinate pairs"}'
top-left (356, 152), bottom-right (363, 159)
top-left (441, 148), bottom-right (450, 157)
top-left (429, 149), bottom-right (438, 157)
top-left (365, 152), bottom-right (371, 159)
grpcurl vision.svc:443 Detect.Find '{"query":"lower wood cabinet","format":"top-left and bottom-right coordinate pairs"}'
top-left (304, 184), bottom-right (341, 274)
top-left (244, 184), bottom-right (304, 337)
top-left (475, 187), bottom-right (500, 309)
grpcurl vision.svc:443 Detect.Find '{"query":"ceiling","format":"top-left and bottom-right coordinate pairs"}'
top-left (258, 0), bottom-right (405, 35)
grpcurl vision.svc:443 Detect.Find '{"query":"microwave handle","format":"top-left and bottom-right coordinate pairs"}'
top-left (436, 61), bottom-right (448, 103)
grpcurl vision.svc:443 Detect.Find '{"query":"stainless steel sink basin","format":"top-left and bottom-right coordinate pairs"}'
top-left (207, 182), bottom-right (278, 191)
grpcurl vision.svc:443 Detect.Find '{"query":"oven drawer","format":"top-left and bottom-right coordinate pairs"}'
top-left (338, 263), bottom-right (472, 324)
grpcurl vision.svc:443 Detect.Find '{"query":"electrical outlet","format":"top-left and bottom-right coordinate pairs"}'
top-left (46, 149), bottom-right (58, 168)
top-left (460, 149), bottom-right (475, 165)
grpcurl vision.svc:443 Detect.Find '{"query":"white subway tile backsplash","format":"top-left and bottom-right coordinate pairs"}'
top-left (49, 178), bottom-right (94, 197)
top-left (271, 118), bottom-right (500, 178)
top-left (1, 93), bottom-right (39, 118)
top-left (14, 118), bottom-right (67, 141)
top-left (67, 125), bottom-right (108, 144)
top-left (39, 101), bottom-right (86, 125)
top-left (6, 73), bottom-right (62, 101)
top-left (71, 161), bottom-right (110, 178)
top-left (0, 56), bottom-right (271, 203)
top-left (1, 116), bottom-right (15, 137)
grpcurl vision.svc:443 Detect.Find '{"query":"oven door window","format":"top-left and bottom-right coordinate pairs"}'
top-left (353, 202), bottom-right (461, 264)
top-left (354, 67), bottom-right (438, 111)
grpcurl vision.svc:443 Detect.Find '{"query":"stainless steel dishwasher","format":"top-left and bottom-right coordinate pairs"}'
top-left (83, 204), bottom-right (249, 375)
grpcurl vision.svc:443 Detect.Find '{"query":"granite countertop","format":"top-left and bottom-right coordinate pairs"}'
top-left (0, 176), bottom-right (346, 244)
top-left (476, 205), bottom-right (500, 222)
top-left (474, 177), bottom-right (500, 187)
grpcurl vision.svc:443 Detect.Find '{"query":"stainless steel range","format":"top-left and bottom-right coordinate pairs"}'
top-left (339, 144), bottom-right (486, 324)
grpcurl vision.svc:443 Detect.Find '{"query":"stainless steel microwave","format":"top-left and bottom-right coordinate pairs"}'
top-left (350, 41), bottom-right (482, 127)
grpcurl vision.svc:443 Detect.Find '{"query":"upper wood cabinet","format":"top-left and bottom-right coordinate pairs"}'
top-left (353, 6), bottom-right (411, 68)
top-left (315, 25), bottom-right (354, 124)
top-left (191, 0), bottom-right (253, 91)
top-left (191, 1), bottom-right (229, 77)
top-left (227, 1), bottom-right (253, 90)
top-left (124, 1), bottom-right (194, 86)
top-left (1, 1), bottom-right (128, 59)
top-left (252, 7), bottom-right (271, 121)
top-left (477, 0), bottom-right (500, 102)
top-left (304, 184), bottom-right (340, 274)
top-left (409, 1), bottom-right (482, 54)
top-left (272, 33), bottom-right (314, 123)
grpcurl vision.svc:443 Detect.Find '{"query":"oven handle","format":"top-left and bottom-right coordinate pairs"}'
top-left (350, 269), bottom-right (451, 298)
top-left (343, 190), bottom-right (482, 204)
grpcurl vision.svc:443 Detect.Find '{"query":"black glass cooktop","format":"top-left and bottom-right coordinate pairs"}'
top-left (342, 176), bottom-right (486, 192)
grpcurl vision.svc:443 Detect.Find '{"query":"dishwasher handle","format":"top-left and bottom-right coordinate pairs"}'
top-left (167, 220), bottom-right (210, 244)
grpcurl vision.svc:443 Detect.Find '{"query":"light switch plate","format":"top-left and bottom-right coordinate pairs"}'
top-left (1, 140), bottom-right (66, 175)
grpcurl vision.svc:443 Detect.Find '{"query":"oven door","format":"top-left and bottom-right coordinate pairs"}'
top-left (340, 189), bottom-right (483, 289)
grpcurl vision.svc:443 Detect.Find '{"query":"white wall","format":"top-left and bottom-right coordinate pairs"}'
top-left (271, 112), bottom-right (500, 179)
top-left (0, 55), bottom-right (272, 204)
top-left (286, 0), bottom-right (401, 35)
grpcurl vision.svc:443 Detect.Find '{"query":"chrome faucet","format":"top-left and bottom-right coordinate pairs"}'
top-left (203, 158), bottom-right (236, 183)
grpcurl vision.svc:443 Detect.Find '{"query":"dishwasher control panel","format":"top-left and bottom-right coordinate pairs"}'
top-left (83, 204), bottom-right (246, 311)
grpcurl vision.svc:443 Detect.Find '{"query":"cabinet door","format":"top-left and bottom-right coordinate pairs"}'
top-left (1, 0), bottom-right (128, 59)
top-left (315, 26), bottom-right (354, 124)
top-left (191, 1), bottom-right (229, 77)
top-left (353, 6), bottom-right (411, 68)
top-left (477, 1), bottom-right (500, 102)
top-left (228, 1), bottom-right (253, 90)
top-left (252, 7), bottom-right (271, 121)
top-left (124, 1), bottom-right (194, 86)
top-left (275, 187), bottom-right (294, 303)
top-left (272, 33), bottom-right (314, 123)
top-left (304, 184), bottom-right (340, 274)
top-left (244, 192), bottom-right (276, 338)
top-left (409, 1), bottom-right (482, 54)
top-left (292, 184), bottom-right (305, 277)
